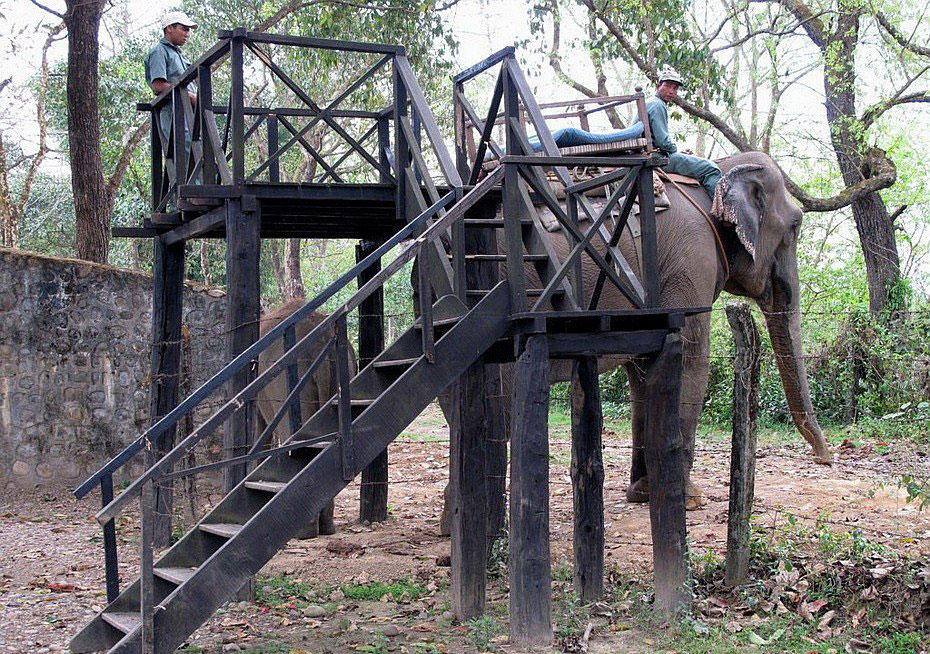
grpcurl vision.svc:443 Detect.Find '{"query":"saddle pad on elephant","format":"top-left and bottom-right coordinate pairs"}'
top-left (663, 172), bottom-right (701, 186)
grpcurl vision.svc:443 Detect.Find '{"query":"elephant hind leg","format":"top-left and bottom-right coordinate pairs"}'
top-left (319, 500), bottom-right (336, 535)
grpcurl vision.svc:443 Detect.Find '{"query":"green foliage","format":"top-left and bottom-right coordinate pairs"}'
top-left (254, 573), bottom-right (313, 608)
top-left (340, 578), bottom-right (425, 602)
top-left (466, 615), bottom-right (502, 651)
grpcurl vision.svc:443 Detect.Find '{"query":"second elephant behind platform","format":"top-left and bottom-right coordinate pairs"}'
top-left (257, 298), bottom-right (358, 538)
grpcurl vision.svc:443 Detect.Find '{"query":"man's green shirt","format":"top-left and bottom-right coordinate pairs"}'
top-left (145, 37), bottom-right (192, 88)
top-left (643, 94), bottom-right (677, 154)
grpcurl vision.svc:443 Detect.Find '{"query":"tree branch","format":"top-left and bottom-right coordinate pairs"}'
top-left (28, 0), bottom-right (64, 19)
top-left (860, 66), bottom-right (930, 128)
top-left (781, 148), bottom-right (897, 212)
top-left (874, 11), bottom-right (930, 57)
top-left (759, 0), bottom-right (828, 49)
top-left (106, 121), bottom-right (148, 205)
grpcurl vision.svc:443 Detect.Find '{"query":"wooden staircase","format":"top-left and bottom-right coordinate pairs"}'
top-left (71, 285), bottom-right (511, 654)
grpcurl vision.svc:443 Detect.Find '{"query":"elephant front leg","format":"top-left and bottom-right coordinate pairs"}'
top-left (626, 314), bottom-right (711, 510)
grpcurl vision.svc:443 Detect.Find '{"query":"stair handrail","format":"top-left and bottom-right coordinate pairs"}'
top-left (75, 191), bottom-right (450, 502)
top-left (92, 165), bottom-right (504, 525)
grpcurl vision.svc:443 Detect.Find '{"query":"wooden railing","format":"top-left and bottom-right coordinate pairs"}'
top-left (452, 48), bottom-right (665, 310)
top-left (137, 28), bottom-right (461, 214)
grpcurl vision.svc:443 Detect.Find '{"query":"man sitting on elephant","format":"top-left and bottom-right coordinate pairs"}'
top-left (633, 69), bottom-right (722, 199)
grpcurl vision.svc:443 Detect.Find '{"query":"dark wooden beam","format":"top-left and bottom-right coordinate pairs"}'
top-left (643, 333), bottom-right (689, 613)
top-left (571, 356), bottom-right (604, 602)
top-left (223, 196), bottom-right (261, 492)
top-left (450, 360), bottom-right (488, 621)
top-left (509, 334), bottom-right (552, 646)
top-left (357, 240), bottom-right (388, 524)
top-left (160, 206), bottom-right (226, 246)
top-left (149, 237), bottom-right (185, 548)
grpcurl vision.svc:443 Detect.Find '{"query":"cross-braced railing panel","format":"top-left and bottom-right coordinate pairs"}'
top-left (452, 50), bottom-right (666, 311)
top-left (141, 29), bottom-right (461, 213)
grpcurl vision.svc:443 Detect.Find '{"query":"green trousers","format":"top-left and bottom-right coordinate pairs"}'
top-left (665, 152), bottom-right (721, 199)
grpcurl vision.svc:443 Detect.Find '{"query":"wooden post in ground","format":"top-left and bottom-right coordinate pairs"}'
top-left (725, 302), bottom-right (760, 586)
top-left (450, 360), bottom-right (489, 621)
top-left (571, 356), bottom-right (604, 601)
top-left (470, 198), bottom-right (507, 553)
top-left (223, 195), bottom-right (261, 491)
top-left (643, 333), bottom-right (689, 614)
top-left (149, 236), bottom-right (184, 548)
top-left (509, 335), bottom-right (552, 646)
top-left (358, 240), bottom-right (388, 524)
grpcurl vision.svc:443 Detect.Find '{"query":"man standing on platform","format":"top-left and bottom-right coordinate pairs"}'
top-left (634, 69), bottom-right (721, 199)
top-left (145, 11), bottom-right (199, 150)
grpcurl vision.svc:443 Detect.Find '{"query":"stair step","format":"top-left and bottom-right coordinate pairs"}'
top-left (372, 357), bottom-right (419, 369)
top-left (153, 566), bottom-right (197, 585)
top-left (101, 612), bottom-right (141, 634)
top-left (244, 480), bottom-right (286, 493)
top-left (199, 523), bottom-right (243, 538)
top-left (447, 254), bottom-right (550, 262)
top-left (467, 288), bottom-right (565, 297)
top-left (463, 218), bottom-right (533, 228)
top-left (331, 398), bottom-right (376, 407)
top-left (413, 316), bottom-right (461, 329)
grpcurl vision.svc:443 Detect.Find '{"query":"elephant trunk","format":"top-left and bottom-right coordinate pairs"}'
top-left (761, 245), bottom-right (833, 464)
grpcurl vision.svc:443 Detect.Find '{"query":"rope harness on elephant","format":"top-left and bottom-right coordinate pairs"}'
top-left (655, 168), bottom-right (731, 281)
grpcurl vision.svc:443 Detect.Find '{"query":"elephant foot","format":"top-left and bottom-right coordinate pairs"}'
top-left (685, 479), bottom-right (707, 511)
top-left (625, 477), bottom-right (707, 511)
top-left (625, 477), bottom-right (650, 504)
top-left (813, 447), bottom-right (835, 465)
top-left (319, 501), bottom-right (336, 536)
top-left (296, 516), bottom-right (320, 540)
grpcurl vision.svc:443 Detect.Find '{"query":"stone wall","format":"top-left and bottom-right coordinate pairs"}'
top-left (0, 248), bottom-right (228, 491)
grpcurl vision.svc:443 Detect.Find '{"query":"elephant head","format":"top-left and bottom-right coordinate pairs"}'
top-left (714, 153), bottom-right (832, 463)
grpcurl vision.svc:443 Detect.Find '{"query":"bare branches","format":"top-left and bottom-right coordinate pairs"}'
top-left (760, 0), bottom-right (828, 49)
top-left (782, 149), bottom-right (897, 213)
top-left (255, 0), bottom-right (418, 32)
top-left (874, 11), bottom-right (930, 58)
top-left (28, 0), bottom-right (64, 19)
top-left (860, 66), bottom-right (930, 128)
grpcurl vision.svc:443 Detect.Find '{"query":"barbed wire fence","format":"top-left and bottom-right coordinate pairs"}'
top-left (113, 295), bottom-right (930, 569)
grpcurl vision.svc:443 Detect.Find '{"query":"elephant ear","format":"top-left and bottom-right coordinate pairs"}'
top-left (712, 164), bottom-right (765, 260)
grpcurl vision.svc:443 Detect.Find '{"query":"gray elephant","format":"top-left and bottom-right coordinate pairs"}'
top-left (438, 151), bottom-right (831, 532)
top-left (257, 299), bottom-right (358, 537)
top-left (565, 151), bottom-right (832, 508)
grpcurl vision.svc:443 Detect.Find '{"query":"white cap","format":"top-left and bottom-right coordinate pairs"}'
top-left (162, 11), bottom-right (198, 30)
top-left (658, 68), bottom-right (683, 86)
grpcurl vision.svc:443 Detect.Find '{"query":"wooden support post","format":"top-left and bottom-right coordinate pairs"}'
top-left (140, 477), bottom-right (156, 654)
top-left (725, 302), bottom-right (760, 586)
top-left (223, 196), bottom-right (260, 492)
top-left (637, 164), bottom-right (660, 307)
top-left (468, 199), bottom-right (507, 554)
top-left (358, 240), bottom-right (388, 524)
top-left (509, 335), bottom-right (551, 646)
top-left (571, 356), bottom-right (604, 602)
top-left (643, 333), bottom-right (689, 614)
top-left (101, 473), bottom-right (119, 603)
top-left (450, 360), bottom-right (488, 622)
top-left (149, 237), bottom-right (184, 548)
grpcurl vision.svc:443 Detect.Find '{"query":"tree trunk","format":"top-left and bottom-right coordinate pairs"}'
top-left (284, 238), bottom-right (304, 299)
top-left (65, 0), bottom-right (111, 264)
top-left (822, 13), bottom-right (901, 317)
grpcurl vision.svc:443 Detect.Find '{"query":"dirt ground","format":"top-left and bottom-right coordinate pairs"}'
top-left (2, 404), bottom-right (929, 653)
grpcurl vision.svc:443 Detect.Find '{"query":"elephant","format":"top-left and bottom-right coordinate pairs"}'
top-left (437, 150), bottom-right (831, 532)
top-left (257, 298), bottom-right (358, 537)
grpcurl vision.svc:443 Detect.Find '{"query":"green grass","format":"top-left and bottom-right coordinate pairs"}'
top-left (254, 574), bottom-right (313, 609)
top-left (341, 578), bottom-right (426, 602)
